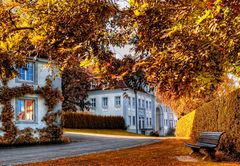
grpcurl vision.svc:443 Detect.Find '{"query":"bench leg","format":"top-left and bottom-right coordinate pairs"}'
top-left (190, 147), bottom-right (200, 155)
top-left (202, 149), bottom-right (216, 160)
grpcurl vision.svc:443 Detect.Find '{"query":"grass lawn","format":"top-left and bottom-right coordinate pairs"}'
top-left (19, 139), bottom-right (239, 166)
top-left (64, 128), bottom-right (146, 136)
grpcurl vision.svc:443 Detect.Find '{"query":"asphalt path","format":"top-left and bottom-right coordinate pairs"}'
top-left (0, 132), bottom-right (160, 166)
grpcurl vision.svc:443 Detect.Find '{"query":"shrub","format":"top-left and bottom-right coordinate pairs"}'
top-left (150, 131), bottom-right (160, 137)
top-left (166, 128), bottom-right (176, 136)
top-left (62, 112), bottom-right (126, 129)
top-left (176, 89), bottom-right (240, 157)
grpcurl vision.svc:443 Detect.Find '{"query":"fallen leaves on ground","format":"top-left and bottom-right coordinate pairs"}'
top-left (19, 139), bottom-right (240, 166)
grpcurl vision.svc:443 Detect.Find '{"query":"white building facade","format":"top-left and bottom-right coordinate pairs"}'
top-left (88, 87), bottom-right (178, 136)
top-left (156, 104), bottom-right (178, 136)
top-left (0, 58), bottom-right (62, 139)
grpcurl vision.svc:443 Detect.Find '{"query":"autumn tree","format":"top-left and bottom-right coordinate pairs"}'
top-left (2, 0), bottom-right (240, 115)
top-left (0, 0), bottom-right (119, 81)
top-left (62, 65), bottom-right (91, 112)
top-left (119, 0), bottom-right (240, 114)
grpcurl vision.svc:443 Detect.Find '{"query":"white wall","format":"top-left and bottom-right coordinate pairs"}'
top-left (88, 89), bottom-right (156, 134)
top-left (0, 59), bottom-right (62, 137)
top-left (88, 89), bottom-right (124, 116)
top-left (158, 104), bottom-right (178, 136)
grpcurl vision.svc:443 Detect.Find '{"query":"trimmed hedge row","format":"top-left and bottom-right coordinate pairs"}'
top-left (62, 112), bottom-right (126, 129)
top-left (176, 89), bottom-right (240, 155)
top-left (175, 110), bottom-right (196, 138)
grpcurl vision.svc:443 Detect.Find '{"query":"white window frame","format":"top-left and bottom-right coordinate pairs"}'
top-left (18, 63), bottom-right (34, 82)
top-left (16, 97), bottom-right (37, 123)
top-left (115, 96), bottom-right (121, 107)
top-left (90, 98), bottom-right (96, 110)
top-left (132, 97), bottom-right (135, 107)
top-left (128, 97), bottom-right (131, 107)
top-left (102, 97), bottom-right (108, 108)
top-left (90, 80), bottom-right (97, 89)
top-left (16, 62), bottom-right (37, 85)
top-left (128, 116), bottom-right (131, 125)
top-left (133, 116), bottom-right (136, 126)
top-left (138, 99), bottom-right (141, 108)
top-left (142, 99), bottom-right (145, 108)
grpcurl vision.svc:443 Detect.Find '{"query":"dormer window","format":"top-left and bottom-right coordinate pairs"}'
top-left (90, 80), bottom-right (97, 89)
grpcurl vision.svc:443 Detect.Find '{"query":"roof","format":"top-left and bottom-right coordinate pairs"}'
top-left (88, 78), bottom-right (154, 95)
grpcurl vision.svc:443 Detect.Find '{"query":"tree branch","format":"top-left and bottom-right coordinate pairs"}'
top-left (12, 27), bottom-right (34, 31)
top-left (8, 8), bottom-right (34, 32)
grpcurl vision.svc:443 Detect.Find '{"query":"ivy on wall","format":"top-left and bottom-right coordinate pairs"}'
top-left (0, 77), bottom-right (66, 145)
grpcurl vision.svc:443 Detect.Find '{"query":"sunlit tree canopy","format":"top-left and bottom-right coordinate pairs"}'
top-left (118, 0), bottom-right (240, 114)
top-left (1, 0), bottom-right (240, 114)
top-left (0, 0), bottom-right (119, 80)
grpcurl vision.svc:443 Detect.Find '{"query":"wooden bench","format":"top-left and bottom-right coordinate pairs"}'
top-left (185, 132), bottom-right (224, 160)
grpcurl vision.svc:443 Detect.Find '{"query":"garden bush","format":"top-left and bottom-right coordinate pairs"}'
top-left (62, 112), bottom-right (126, 129)
top-left (176, 89), bottom-right (240, 155)
top-left (166, 128), bottom-right (176, 136)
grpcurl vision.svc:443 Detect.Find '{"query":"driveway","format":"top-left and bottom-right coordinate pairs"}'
top-left (0, 132), bottom-right (160, 166)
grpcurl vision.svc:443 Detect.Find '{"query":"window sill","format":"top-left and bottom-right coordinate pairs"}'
top-left (16, 121), bottom-right (38, 124)
top-left (15, 78), bottom-right (36, 85)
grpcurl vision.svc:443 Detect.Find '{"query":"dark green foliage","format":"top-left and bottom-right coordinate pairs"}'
top-left (63, 112), bottom-right (126, 129)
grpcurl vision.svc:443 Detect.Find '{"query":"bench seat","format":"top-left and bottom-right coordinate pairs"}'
top-left (185, 132), bottom-right (224, 160)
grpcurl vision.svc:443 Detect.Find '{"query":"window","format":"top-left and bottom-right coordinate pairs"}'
top-left (149, 101), bottom-right (152, 110)
top-left (142, 99), bottom-right (145, 108)
top-left (133, 116), bottom-right (135, 126)
top-left (18, 63), bottom-right (34, 82)
top-left (115, 96), bottom-right (121, 107)
top-left (17, 99), bottom-right (35, 122)
top-left (90, 98), bottom-right (96, 109)
top-left (128, 116), bottom-right (131, 125)
top-left (147, 117), bottom-right (149, 126)
top-left (146, 85), bottom-right (149, 92)
top-left (165, 119), bottom-right (168, 126)
top-left (132, 97), bottom-right (135, 107)
top-left (90, 80), bottom-right (97, 89)
top-left (138, 99), bottom-right (141, 108)
top-left (146, 101), bottom-right (148, 109)
top-left (128, 97), bottom-right (131, 107)
top-left (102, 97), bottom-right (108, 108)
top-left (149, 118), bottom-right (152, 126)
top-left (169, 120), bottom-right (173, 128)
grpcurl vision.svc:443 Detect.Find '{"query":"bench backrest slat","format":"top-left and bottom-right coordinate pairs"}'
top-left (197, 132), bottom-right (224, 147)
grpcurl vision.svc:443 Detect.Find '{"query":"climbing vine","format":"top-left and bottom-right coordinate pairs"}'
top-left (0, 77), bottom-right (66, 145)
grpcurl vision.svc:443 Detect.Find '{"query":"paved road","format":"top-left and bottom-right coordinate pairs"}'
top-left (0, 133), bottom-right (160, 166)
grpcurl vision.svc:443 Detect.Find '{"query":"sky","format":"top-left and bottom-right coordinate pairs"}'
top-left (111, 0), bottom-right (131, 59)
top-left (117, 0), bottom-right (129, 8)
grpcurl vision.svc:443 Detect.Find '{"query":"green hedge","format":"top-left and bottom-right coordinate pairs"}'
top-left (62, 112), bottom-right (126, 129)
top-left (176, 89), bottom-right (240, 155)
